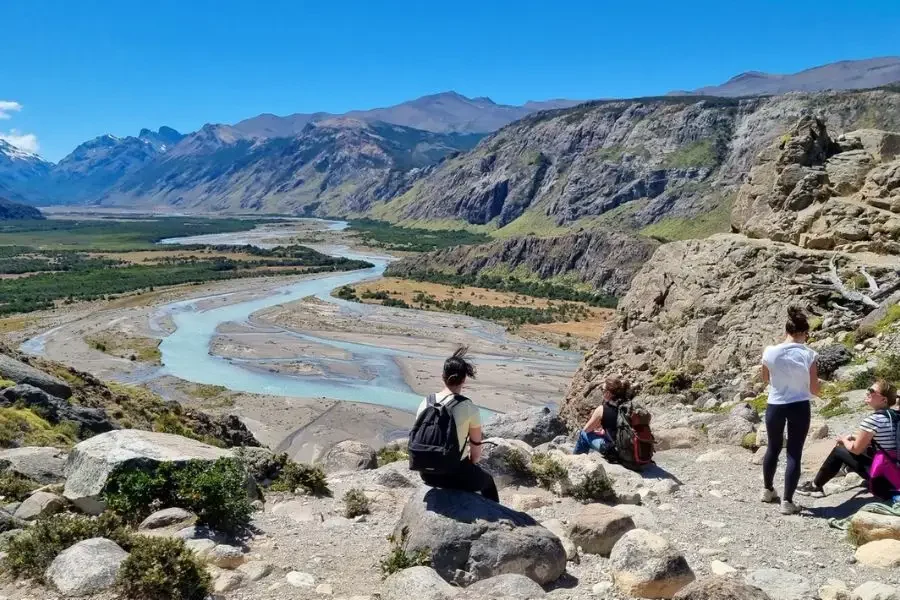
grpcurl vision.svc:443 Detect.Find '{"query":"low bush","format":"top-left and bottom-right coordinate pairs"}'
top-left (376, 445), bottom-right (408, 467)
top-left (116, 537), bottom-right (211, 600)
top-left (503, 448), bottom-right (534, 482)
top-left (103, 457), bottom-right (252, 534)
top-left (343, 488), bottom-right (371, 518)
top-left (0, 472), bottom-right (39, 501)
top-left (380, 526), bottom-right (431, 579)
top-left (0, 407), bottom-right (79, 449)
top-left (875, 353), bottom-right (900, 384)
top-left (741, 432), bottom-right (758, 450)
top-left (4, 513), bottom-right (133, 581)
top-left (648, 370), bottom-right (692, 394)
top-left (570, 470), bottom-right (616, 503)
top-left (530, 452), bottom-right (567, 490)
top-left (270, 460), bottom-right (330, 496)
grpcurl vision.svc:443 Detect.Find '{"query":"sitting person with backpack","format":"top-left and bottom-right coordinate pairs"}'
top-left (797, 378), bottom-right (900, 500)
top-left (573, 375), bottom-right (631, 457)
top-left (408, 347), bottom-right (499, 502)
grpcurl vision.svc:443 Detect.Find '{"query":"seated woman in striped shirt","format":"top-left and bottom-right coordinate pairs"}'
top-left (797, 379), bottom-right (899, 500)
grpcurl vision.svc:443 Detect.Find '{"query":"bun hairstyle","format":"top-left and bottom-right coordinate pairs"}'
top-left (443, 346), bottom-right (477, 386)
top-left (604, 374), bottom-right (634, 401)
top-left (785, 306), bottom-right (810, 336)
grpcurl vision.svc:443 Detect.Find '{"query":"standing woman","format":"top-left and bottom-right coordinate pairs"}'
top-left (760, 307), bottom-right (820, 515)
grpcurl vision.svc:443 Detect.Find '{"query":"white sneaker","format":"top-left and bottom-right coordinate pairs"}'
top-left (760, 489), bottom-right (779, 503)
top-left (781, 500), bottom-right (802, 515)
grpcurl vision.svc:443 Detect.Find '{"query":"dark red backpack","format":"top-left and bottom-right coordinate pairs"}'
top-left (613, 402), bottom-right (655, 470)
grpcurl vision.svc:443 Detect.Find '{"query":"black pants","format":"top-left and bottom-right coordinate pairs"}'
top-left (421, 459), bottom-right (500, 502)
top-left (763, 401), bottom-right (811, 503)
top-left (813, 446), bottom-right (894, 499)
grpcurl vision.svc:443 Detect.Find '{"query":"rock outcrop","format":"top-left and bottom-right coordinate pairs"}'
top-left (1, 384), bottom-right (114, 436)
top-left (45, 537), bottom-right (128, 597)
top-left (320, 440), bottom-right (377, 473)
top-left (0, 447), bottom-right (68, 484)
top-left (63, 429), bottom-right (234, 514)
top-left (386, 230), bottom-right (660, 298)
top-left (0, 354), bottom-right (72, 398)
top-left (394, 487), bottom-right (567, 586)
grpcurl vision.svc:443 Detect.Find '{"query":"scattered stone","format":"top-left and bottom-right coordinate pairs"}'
top-left (185, 538), bottom-right (216, 559)
top-left (13, 491), bottom-right (64, 521)
top-left (820, 580), bottom-right (851, 600)
top-left (610, 528), bottom-right (695, 598)
top-left (697, 449), bottom-right (733, 463)
top-left (0, 354), bottom-right (72, 398)
top-left (374, 466), bottom-right (414, 488)
top-left (744, 569), bottom-right (810, 600)
top-left (63, 429), bottom-right (234, 514)
top-left (381, 566), bottom-right (459, 600)
top-left (612, 504), bottom-right (658, 530)
top-left (673, 576), bottom-right (771, 600)
top-left (0, 447), bottom-right (68, 484)
top-left (848, 510), bottom-right (900, 544)
top-left (701, 520), bottom-right (725, 529)
top-left (466, 573), bottom-right (547, 598)
top-left (209, 544), bottom-right (246, 569)
top-left (710, 561), bottom-right (737, 575)
top-left (320, 440), bottom-right (377, 473)
top-left (730, 403), bottom-right (761, 424)
top-left (286, 571), bottom-right (316, 588)
top-left (854, 538), bottom-right (900, 568)
top-left (483, 406), bottom-right (567, 446)
top-left (751, 448), bottom-right (766, 465)
top-left (568, 504), bottom-right (635, 556)
top-left (592, 581), bottom-right (614, 596)
top-left (45, 537), bottom-right (127, 597)
top-left (809, 419), bottom-right (829, 440)
top-left (238, 560), bottom-right (273, 582)
top-left (816, 345), bottom-right (854, 378)
top-left (654, 428), bottom-right (703, 451)
top-left (706, 417), bottom-right (756, 446)
top-left (271, 499), bottom-right (315, 523)
top-left (509, 493), bottom-right (552, 512)
top-left (851, 581), bottom-right (900, 600)
top-left (394, 487), bottom-right (566, 586)
top-left (138, 507), bottom-right (196, 531)
top-left (541, 519), bottom-right (577, 561)
top-left (214, 571), bottom-right (244, 593)
top-left (316, 583), bottom-right (334, 595)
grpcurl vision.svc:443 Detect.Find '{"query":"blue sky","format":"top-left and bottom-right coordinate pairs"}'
top-left (3, 0), bottom-right (899, 161)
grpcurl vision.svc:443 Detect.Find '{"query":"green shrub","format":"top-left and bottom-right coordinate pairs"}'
top-left (343, 488), bottom-right (371, 518)
top-left (103, 458), bottom-right (252, 534)
top-left (4, 513), bottom-right (133, 581)
top-left (116, 537), bottom-right (210, 600)
top-left (270, 460), bottom-right (330, 496)
top-left (380, 526), bottom-right (431, 579)
top-left (0, 472), bottom-right (39, 502)
top-left (0, 379), bottom-right (16, 389)
top-left (376, 445), bottom-right (408, 467)
top-left (741, 432), bottom-right (757, 450)
top-left (875, 354), bottom-right (900, 385)
top-left (570, 470), bottom-right (616, 503)
top-left (530, 452), bottom-right (567, 490)
top-left (876, 305), bottom-right (900, 333)
top-left (0, 407), bottom-right (79, 448)
top-left (748, 393), bottom-right (768, 413)
top-left (503, 448), bottom-right (535, 482)
top-left (648, 370), bottom-right (692, 394)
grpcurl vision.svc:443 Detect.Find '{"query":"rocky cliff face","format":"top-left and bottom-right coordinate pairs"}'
top-left (378, 89), bottom-right (900, 234)
top-left (733, 116), bottom-right (900, 253)
top-left (385, 230), bottom-right (659, 298)
top-left (98, 120), bottom-right (481, 214)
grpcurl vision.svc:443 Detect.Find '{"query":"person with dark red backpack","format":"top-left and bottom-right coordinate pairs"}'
top-left (407, 347), bottom-right (498, 502)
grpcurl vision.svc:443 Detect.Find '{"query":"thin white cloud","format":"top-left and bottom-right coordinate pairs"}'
top-left (0, 101), bottom-right (23, 120)
top-left (0, 130), bottom-right (40, 154)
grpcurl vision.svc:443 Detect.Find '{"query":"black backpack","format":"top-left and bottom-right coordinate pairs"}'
top-left (408, 393), bottom-right (467, 474)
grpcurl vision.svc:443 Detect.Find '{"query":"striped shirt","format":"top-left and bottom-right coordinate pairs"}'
top-left (860, 411), bottom-right (899, 451)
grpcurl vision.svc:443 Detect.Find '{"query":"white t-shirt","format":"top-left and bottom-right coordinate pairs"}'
top-left (762, 342), bottom-right (818, 405)
top-left (415, 393), bottom-right (481, 458)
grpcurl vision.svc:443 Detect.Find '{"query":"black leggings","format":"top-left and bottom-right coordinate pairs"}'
top-left (813, 446), bottom-right (895, 499)
top-left (421, 459), bottom-right (500, 502)
top-left (763, 401), bottom-right (811, 503)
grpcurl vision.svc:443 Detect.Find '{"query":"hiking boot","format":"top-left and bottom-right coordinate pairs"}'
top-left (796, 481), bottom-right (824, 498)
top-left (760, 488), bottom-right (779, 503)
top-left (781, 500), bottom-right (802, 515)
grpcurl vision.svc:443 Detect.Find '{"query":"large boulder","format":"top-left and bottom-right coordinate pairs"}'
top-left (139, 507), bottom-right (197, 532)
top-left (45, 537), bottom-right (128, 597)
top-left (63, 429), bottom-right (233, 514)
top-left (610, 529), bottom-right (695, 599)
top-left (394, 487), bottom-right (566, 586)
top-left (547, 450), bottom-right (618, 501)
top-left (320, 440), bottom-right (377, 473)
top-left (0, 385), bottom-right (113, 435)
top-left (706, 416), bottom-right (755, 446)
top-left (655, 428), bottom-right (704, 451)
top-left (674, 577), bottom-right (772, 600)
top-left (0, 354), bottom-right (71, 399)
top-left (478, 438), bottom-right (534, 488)
top-left (855, 539), bottom-right (900, 568)
top-left (381, 566), bottom-right (459, 600)
top-left (852, 582), bottom-right (900, 600)
top-left (568, 504), bottom-right (635, 556)
top-left (848, 510), bottom-right (900, 544)
top-left (816, 345), bottom-right (854, 379)
top-left (0, 446), bottom-right (68, 484)
top-left (482, 407), bottom-right (567, 446)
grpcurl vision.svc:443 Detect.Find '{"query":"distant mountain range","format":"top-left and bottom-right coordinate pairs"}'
top-left (672, 56), bottom-right (900, 97)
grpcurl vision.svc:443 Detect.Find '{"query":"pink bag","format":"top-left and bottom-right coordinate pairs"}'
top-left (870, 449), bottom-right (900, 494)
